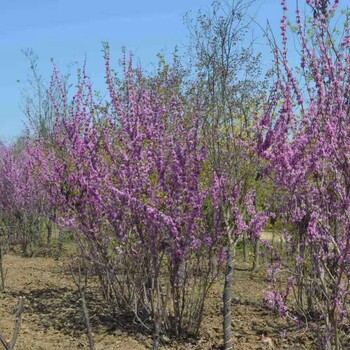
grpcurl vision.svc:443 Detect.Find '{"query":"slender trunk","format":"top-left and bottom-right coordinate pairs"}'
top-left (323, 319), bottom-right (332, 350)
top-left (152, 320), bottom-right (160, 350)
top-left (271, 226), bottom-right (276, 262)
top-left (243, 233), bottom-right (248, 262)
top-left (0, 297), bottom-right (25, 350)
top-left (223, 236), bottom-right (235, 350)
top-left (150, 276), bottom-right (161, 350)
top-left (0, 246), bottom-right (5, 291)
top-left (46, 220), bottom-right (52, 246)
top-left (252, 239), bottom-right (260, 271)
top-left (71, 264), bottom-right (95, 350)
top-left (8, 297), bottom-right (25, 350)
top-left (80, 288), bottom-right (95, 350)
top-left (332, 219), bottom-right (340, 350)
top-left (55, 229), bottom-right (65, 260)
top-left (332, 312), bottom-right (339, 350)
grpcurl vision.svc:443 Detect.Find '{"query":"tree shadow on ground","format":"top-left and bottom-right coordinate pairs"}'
top-left (8, 287), bottom-right (148, 338)
top-left (6, 285), bottom-right (327, 349)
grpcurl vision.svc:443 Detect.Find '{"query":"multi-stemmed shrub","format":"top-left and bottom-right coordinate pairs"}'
top-left (259, 1), bottom-right (350, 349)
top-left (30, 48), bottom-right (227, 348)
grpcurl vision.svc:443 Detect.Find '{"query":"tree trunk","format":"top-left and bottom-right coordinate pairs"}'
top-left (252, 239), bottom-right (260, 271)
top-left (223, 237), bottom-right (235, 350)
top-left (46, 220), bottom-right (53, 246)
top-left (0, 245), bottom-right (4, 291)
top-left (55, 229), bottom-right (65, 260)
top-left (243, 233), bottom-right (248, 262)
top-left (0, 297), bottom-right (25, 350)
top-left (80, 288), bottom-right (95, 350)
top-left (152, 320), bottom-right (160, 350)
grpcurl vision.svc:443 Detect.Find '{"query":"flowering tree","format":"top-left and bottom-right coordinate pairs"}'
top-left (186, 1), bottom-right (270, 347)
top-left (30, 47), bottom-right (224, 348)
top-left (213, 168), bottom-right (268, 350)
top-left (0, 142), bottom-right (44, 256)
top-left (259, 1), bottom-right (350, 348)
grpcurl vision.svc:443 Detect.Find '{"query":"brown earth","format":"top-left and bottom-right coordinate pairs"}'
top-left (0, 253), bottom-right (318, 350)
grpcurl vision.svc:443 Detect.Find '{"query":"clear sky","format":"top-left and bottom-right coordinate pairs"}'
top-left (0, 0), bottom-right (282, 142)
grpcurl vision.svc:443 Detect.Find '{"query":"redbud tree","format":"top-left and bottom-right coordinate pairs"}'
top-left (258, 1), bottom-right (350, 349)
top-left (0, 142), bottom-right (44, 256)
top-left (30, 47), bottom-right (225, 347)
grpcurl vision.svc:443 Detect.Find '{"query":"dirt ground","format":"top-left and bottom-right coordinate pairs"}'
top-left (0, 253), bottom-right (318, 350)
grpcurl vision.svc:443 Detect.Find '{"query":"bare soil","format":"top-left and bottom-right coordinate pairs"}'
top-left (0, 253), bottom-right (318, 350)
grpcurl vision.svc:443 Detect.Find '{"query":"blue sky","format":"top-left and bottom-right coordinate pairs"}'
top-left (0, 0), bottom-right (282, 141)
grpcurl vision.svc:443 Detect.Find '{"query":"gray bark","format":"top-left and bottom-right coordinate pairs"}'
top-left (223, 237), bottom-right (235, 350)
top-left (252, 239), bottom-right (260, 271)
